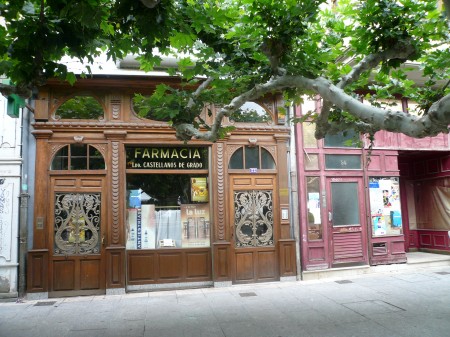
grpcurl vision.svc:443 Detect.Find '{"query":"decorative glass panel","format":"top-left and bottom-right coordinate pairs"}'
top-left (56, 96), bottom-right (104, 119)
top-left (234, 190), bottom-right (274, 247)
top-left (306, 177), bottom-right (322, 240)
top-left (325, 154), bottom-right (361, 169)
top-left (331, 182), bottom-right (360, 226)
top-left (54, 193), bottom-right (101, 255)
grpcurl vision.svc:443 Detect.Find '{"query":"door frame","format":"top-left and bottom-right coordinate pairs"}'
top-left (48, 175), bottom-right (107, 297)
top-left (325, 176), bottom-right (369, 266)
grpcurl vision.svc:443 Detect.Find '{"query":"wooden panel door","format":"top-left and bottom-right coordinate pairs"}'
top-left (230, 175), bottom-right (279, 284)
top-left (49, 177), bottom-right (106, 297)
top-left (327, 177), bottom-right (368, 266)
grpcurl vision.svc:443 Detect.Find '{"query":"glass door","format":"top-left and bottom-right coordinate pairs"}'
top-left (327, 177), bottom-right (368, 266)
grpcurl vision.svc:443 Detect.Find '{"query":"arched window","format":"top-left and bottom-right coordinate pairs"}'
top-left (229, 102), bottom-right (272, 123)
top-left (51, 144), bottom-right (105, 170)
top-left (55, 96), bottom-right (104, 120)
top-left (229, 146), bottom-right (275, 170)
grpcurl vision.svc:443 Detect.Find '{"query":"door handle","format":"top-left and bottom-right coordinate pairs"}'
top-left (328, 212), bottom-right (332, 222)
top-left (102, 235), bottom-right (106, 246)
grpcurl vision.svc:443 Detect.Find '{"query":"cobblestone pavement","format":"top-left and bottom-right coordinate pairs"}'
top-left (1, 264), bottom-right (450, 337)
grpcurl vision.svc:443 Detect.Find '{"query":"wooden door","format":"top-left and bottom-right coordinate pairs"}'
top-left (49, 176), bottom-right (106, 297)
top-left (327, 177), bottom-right (368, 266)
top-left (230, 175), bottom-right (279, 284)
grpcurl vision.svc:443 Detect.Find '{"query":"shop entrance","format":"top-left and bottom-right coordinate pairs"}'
top-left (327, 177), bottom-right (368, 266)
top-left (48, 176), bottom-right (106, 297)
top-left (230, 175), bottom-right (279, 283)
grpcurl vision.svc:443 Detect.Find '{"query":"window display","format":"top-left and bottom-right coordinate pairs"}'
top-left (306, 177), bottom-right (322, 240)
top-left (369, 177), bottom-right (402, 236)
top-left (126, 174), bottom-right (210, 249)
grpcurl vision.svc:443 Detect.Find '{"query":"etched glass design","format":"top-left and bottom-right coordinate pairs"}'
top-left (234, 190), bottom-right (274, 247)
top-left (54, 193), bottom-right (101, 255)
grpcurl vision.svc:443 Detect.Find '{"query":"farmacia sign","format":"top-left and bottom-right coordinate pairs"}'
top-left (126, 146), bottom-right (208, 170)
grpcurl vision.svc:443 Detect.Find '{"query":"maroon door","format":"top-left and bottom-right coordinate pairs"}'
top-left (327, 177), bottom-right (368, 266)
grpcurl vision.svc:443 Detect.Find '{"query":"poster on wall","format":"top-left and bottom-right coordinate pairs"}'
top-left (191, 177), bottom-right (209, 202)
top-left (141, 205), bottom-right (156, 249)
top-left (369, 177), bottom-right (402, 237)
top-left (181, 204), bottom-right (210, 248)
top-left (126, 208), bottom-right (138, 249)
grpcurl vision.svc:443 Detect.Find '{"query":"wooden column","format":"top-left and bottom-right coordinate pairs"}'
top-left (104, 130), bottom-right (127, 289)
top-left (27, 130), bottom-right (53, 292)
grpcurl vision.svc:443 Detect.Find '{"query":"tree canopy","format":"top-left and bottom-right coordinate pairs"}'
top-left (1, 0), bottom-right (450, 141)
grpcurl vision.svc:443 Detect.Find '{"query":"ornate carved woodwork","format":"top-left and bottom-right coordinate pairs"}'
top-left (111, 141), bottom-right (121, 245)
top-left (234, 190), bottom-right (274, 248)
top-left (216, 143), bottom-right (226, 240)
top-left (53, 193), bottom-right (101, 255)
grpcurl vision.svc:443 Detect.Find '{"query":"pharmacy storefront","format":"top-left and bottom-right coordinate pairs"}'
top-left (26, 75), bottom-right (294, 298)
top-left (124, 145), bottom-right (213, 291)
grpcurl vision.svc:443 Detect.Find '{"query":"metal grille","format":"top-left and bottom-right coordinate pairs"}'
top-left (234, 190), bottom-right (273, 247)
top-left (54, 193), bottom-right (101, 255)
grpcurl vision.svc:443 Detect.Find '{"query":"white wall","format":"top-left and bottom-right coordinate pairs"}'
top-left (0, 94), bottom-right (22, 299)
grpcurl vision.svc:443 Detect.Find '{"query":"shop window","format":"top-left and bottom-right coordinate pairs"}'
top-left (54, 193), bottom-right (101, 255)
top-left (51, 144), bottom-right (105, 170)
top-left (369, 177), bottom-right (402, 237)
top-left (413, 177), bottom-right (450, 230)
top-left (324, 130), bottom-right (359, 148)
top-left (234, 190), bottom-right (274, 247)
top-left (126, 174), bottom-right (210, 249)
top-left (230, 102), bottom-right (272, 123)
top-left (229, 146), bottom-right (275, 170)
top-left (306, 177), bottom-right (322, 240)
top-left (55, 95), bottom-right (104, 120)
top-left (325, 154), bottom-right (361, 170)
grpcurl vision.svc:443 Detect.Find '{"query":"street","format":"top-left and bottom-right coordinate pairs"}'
top-left (1, 264), bottom-right (450, 337)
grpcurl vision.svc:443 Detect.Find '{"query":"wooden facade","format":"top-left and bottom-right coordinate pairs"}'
top-left (295, 98), bottom-right (450, 273)
top-left (27, 75), bottom-right (294, 297)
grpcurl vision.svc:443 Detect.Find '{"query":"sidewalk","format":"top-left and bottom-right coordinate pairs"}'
top-left (1, 262), bottom-right (450, 337)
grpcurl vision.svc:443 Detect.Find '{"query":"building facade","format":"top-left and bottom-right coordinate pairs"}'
top-left (294, 97), bottom-right (450, 278)
top-left (26, 74), bottom-right (295, 298)
top-left (25, 68), bottom-right (450, 298)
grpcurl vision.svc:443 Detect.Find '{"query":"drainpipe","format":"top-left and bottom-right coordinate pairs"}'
top-left (287, 105), bottom-right (302, 280)
top-left (18, 103), bottom-right (31, 299)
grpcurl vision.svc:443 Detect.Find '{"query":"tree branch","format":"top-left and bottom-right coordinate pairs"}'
top-left (176, 71), bottom-right (450, 141)
top-left (186, 77), bottom-right (214, 109)
top-left (338, 41), bottom-right (417, 88)
top-left (0, 84), bottom-right (32, 98)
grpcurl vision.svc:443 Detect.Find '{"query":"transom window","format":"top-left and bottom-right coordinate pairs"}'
top-left (55, 95), bottom-right (104, 120)
top-left (229, 146), bottom-right (275, 170)
top-left (230, 102), bottom-right (272, 123)
top-left (324, 130), bottom-right (360, 148)
top-left (51, 144), bottom-right (105, 170)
